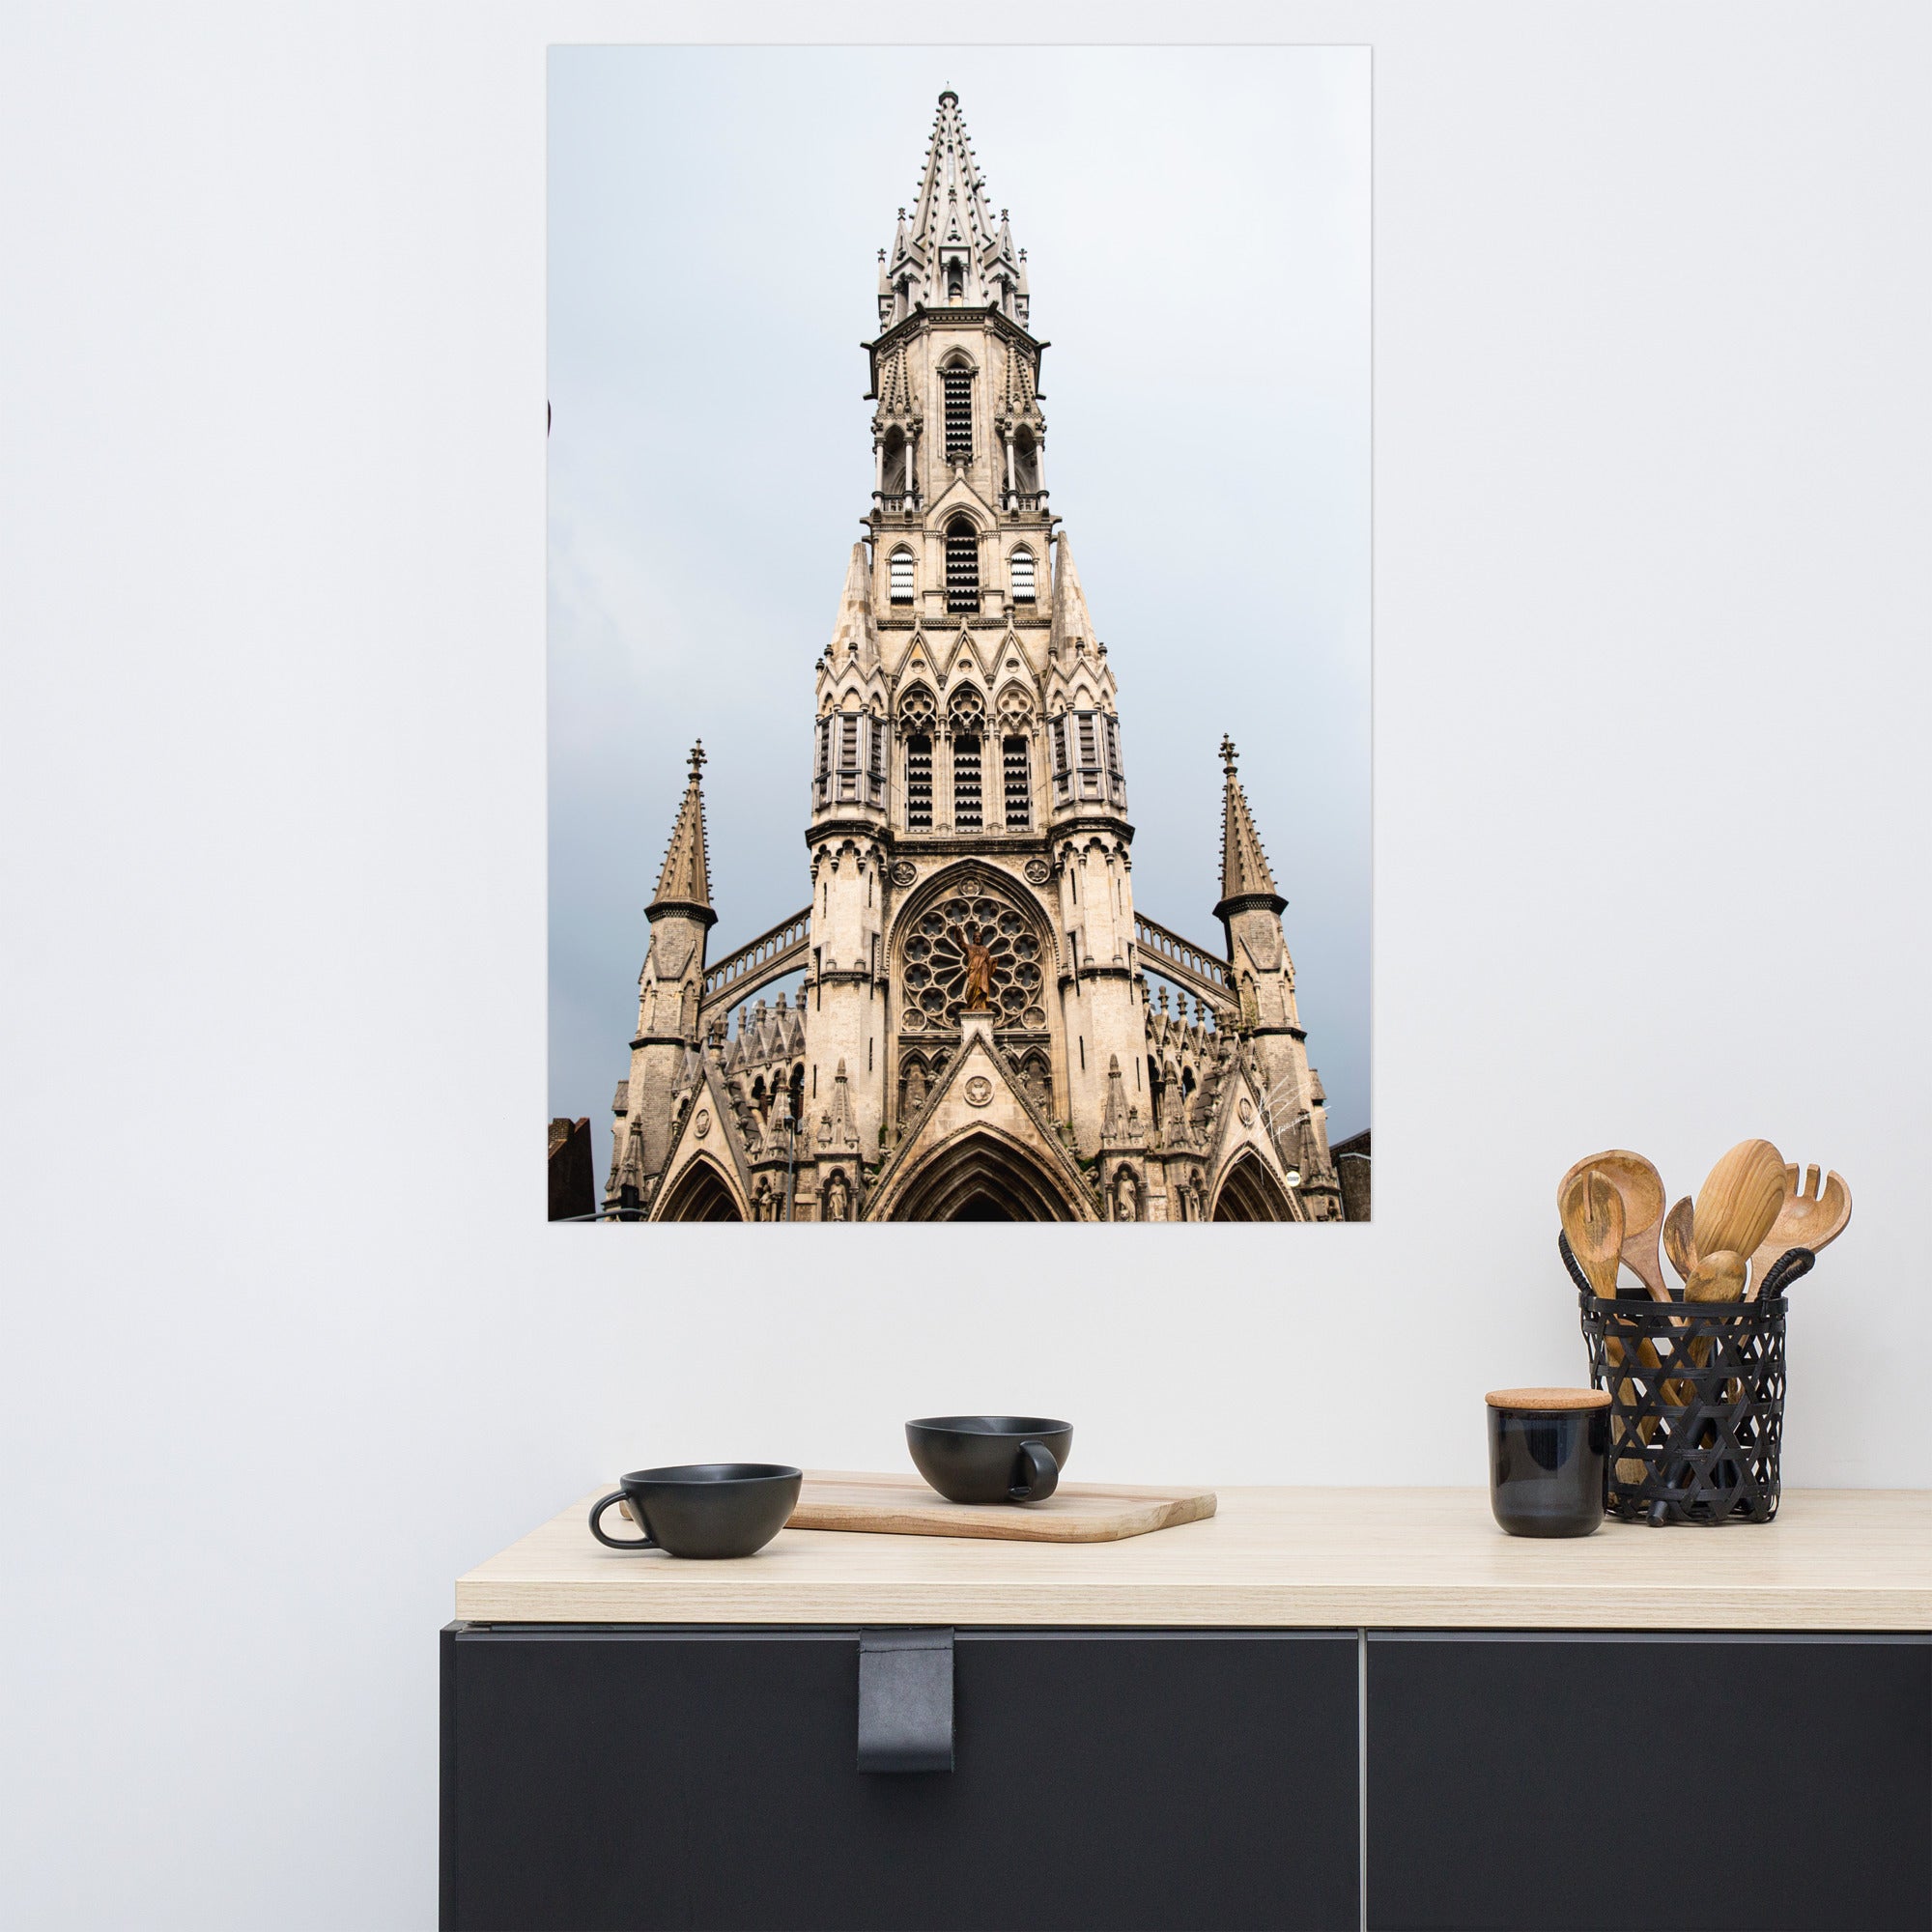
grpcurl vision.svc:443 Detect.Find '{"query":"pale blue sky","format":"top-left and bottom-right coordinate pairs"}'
top-left (549, 45), bottom-right (1370, 1179)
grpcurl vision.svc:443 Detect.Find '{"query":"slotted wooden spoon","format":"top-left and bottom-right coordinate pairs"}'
top-left (1557, 1151), bottom-right (1669, 1301)
top-left (1559, 1168), bottom-right (1624, 1296)
top-left (1747, 1165), bottom-right (1852, 1298)
top-left (1560, 1169), bottom-right (1650, 1481)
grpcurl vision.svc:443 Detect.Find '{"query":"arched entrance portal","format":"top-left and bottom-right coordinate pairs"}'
top-left (889, 1129), bottom-right (1081, 1222)
top-left (654, 1156), bottom-right (745, 1223)
top-left (951, 1194), bottom-right (1015, 1222)
top-left (1211, 1151), bottom-right (1297, 1222)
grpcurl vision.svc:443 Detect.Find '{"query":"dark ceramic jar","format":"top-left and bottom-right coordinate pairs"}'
top-left (1485, 1388), bottom-right (1608, 1538)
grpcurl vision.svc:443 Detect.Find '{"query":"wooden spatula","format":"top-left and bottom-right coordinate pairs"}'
top-left (1691, 1140), bottom-right (1787, 1270)
top-left (1557, 1151), bottom-right (1669, 1301)
top-left (1747, 1165), bottom-right (1852, 1298)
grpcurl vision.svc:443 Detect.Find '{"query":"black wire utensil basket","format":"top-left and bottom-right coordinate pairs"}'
top-left (1566, 1235), bottom-right (1813, 1525)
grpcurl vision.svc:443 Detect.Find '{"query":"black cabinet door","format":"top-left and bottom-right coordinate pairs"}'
top-left (442, 1625), bottom-right (1360, 1932)
top-left (1366, 1632), bottom-right (1932, 1931)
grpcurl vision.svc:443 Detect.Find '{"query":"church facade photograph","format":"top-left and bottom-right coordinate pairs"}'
top-left (547, 52), bottom-right (1370, 1223)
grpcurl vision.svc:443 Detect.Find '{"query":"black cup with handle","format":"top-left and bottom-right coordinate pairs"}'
top-left (905, 1416), bottom-right (1072, 1505)
top-left (587, 1463), bottom-right (802, 1558)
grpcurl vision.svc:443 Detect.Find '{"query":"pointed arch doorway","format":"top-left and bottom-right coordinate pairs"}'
top-left (652, 1156), bottom-right (745, 1223)
top-left (889, 1128), bottom-right (1082, 1223)
top-left (1210, 1150), bottom-right (1298, 1222)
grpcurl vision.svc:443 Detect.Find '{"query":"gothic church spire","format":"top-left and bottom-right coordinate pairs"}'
top-left (649, 743), bottom-right (715, 923)
top-left (1216, 737), bottom-right (1285, 914)
top-left (883, 91), bottom-right (1028, 324)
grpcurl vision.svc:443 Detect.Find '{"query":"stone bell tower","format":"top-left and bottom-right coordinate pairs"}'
top-left (803, 86), bottom-right (1155, 1218)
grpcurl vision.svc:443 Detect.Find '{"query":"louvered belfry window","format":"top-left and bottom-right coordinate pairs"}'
top-left (943, 366), bottom-right (972, 457)
top-left (1077, 713), bottom-right (1098, 792)
top-left (951, 688), bottom-right (985, 828)
top-left (952, 734), bottom-right (982, 827)
top-left (889, 548), bottom-right (915, 603)
top-left (905, 735), bottom-right (933, 828)
top-left (945, 521), bottom-right (980, 611)
top-left (1049, 708), bottom-right (1124, 807)
top-left (838, 713), bottom-right (862, 801)
top-left (1010, 549), bottom-right (1036, 602)
top-left (1003, 735), bottom-right (1032, 827)
top-left (820, 711), bottom-right (884, 807)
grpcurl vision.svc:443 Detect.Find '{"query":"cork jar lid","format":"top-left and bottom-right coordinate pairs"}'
top-left (1485, 1386), bottom-right (1611, 1411)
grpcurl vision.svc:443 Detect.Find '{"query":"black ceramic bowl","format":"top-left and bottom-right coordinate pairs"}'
top-left (906, 1416), bottom-right (1073, 1505)
top-left (587, 1462), bottom-right (802, 1558)
top-left (1485, 1390), bottom-right (1607, 1539)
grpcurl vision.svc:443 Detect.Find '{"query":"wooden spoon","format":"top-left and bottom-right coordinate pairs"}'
top-left (1692, 1140), bottom-right (1787, 1269)
top-left (1747, 1165), bottom-right (1852, 1299)
top-left (1674, 1247), bottom-right (1749, 1406)
top-left (1662, 1197), bottom-right (1698, 1286)
top-left (1559, 1168), bottom-right (1624, 1297)
top-left (1683, 1248), bottom-right (1747, 1304)
top-left (1557, 1150), bottom-right (1669, 1301)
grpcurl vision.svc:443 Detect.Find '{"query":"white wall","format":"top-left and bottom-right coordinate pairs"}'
top-left (5, 4), bottom-right (1928, 1927)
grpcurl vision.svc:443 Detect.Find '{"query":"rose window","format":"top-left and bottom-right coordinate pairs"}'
top-left (899, 890), bottom-right (1046, 1031)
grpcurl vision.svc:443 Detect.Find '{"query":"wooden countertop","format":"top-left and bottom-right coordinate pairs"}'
top-left (454, 1482), bottom-right (1932, 1632)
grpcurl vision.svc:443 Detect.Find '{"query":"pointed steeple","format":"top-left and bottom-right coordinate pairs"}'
top-left (828, 1058), bottom-right (859, 1151)
top-left (1215, 737), bottom-right (1287, 917)
top-left (828, 541), bottom-right (879, 669)
top-left (649, 742), bottom-right (716, 926)
top-left (885, 90), bottom-right (1025, 321)
top-left (876, 343), bottom-right (912, 415)
top-left (1049, 531), bottom-right (1096, 661)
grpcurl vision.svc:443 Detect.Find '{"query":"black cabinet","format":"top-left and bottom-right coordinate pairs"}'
top-left (1365, 1633), bottom-right (1932, 1931)
top-left (441, 1625), bottom-right (1361, 1932)
top-left (443, 1623), bottom-right (1932, 1931)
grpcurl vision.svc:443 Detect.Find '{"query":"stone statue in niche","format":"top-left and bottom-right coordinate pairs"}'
top-left (823, 1169), bottom-right (851, 1222)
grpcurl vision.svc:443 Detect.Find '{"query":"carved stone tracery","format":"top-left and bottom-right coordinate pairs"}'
top-left (899, 881), bottom-right (1046, 1033)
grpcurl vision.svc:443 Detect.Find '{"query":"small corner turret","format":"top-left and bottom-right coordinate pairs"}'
top-left (1212, 737), bottom-right (1343, 1218)
top-left (607, 744), bottom-right (718, 1214)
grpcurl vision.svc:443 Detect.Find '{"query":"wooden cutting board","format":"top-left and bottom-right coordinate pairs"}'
top-left (785, 1470), bottom-right (1217, 1544)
